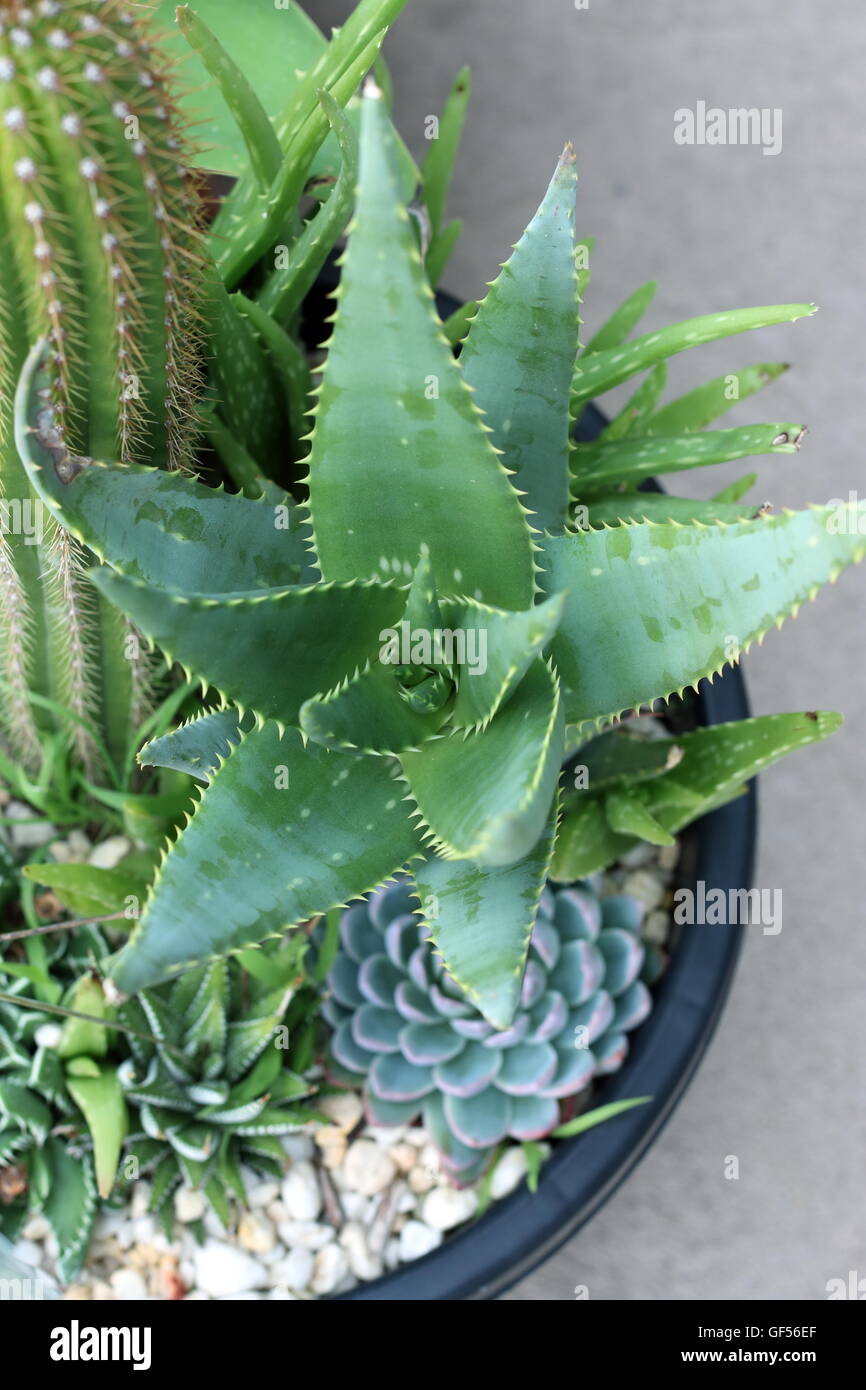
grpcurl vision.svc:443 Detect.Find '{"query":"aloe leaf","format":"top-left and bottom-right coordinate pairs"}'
top-left (175, 5), bottom-right (283, 188)
top-left (257, 91), bottom-right (359, 327)
top-left (306, 87), bottom-right (535, 610)
top-left (644, 363), bottom-right (789, 436)
top-left (540, 505), bottom-right (866, 729)
top-left (21, 862), bottom-right (149, 921)
top-left (575, 727), bottom-right (683, 789)
top-left (443, 592), bottom-right (566, 730)
top-left (461, 148), bottom-right (580, 532)
top-left (300, 660), bottom-right (449, 755)
top-left (108, 724), bottom-right (423, 995)
top-left (401, 658), bottom-right (564, 867)
top-left (599, 363), bottom-right (667, 442)
top-left (550, 795), bottom-right (631, 881)
top-left (16, 344), bottom-right (309, 590)
top-left (93, 568), bottom-right (405, 727)
top-left (554, 711), bottom-right (843, 879)
top-left (422, 67), bottom-right (471, 284)
top-left (139, 709), bottom-right (254, 783)
top-left (713, 473), bottom-right (758, 504)
top-left (42, 1137), bottom-right (97, 1283)
top-left (411, 796), bottom-right (558, 1030)
top-left (573, 423), bottom-right (803, 495)
top-left (581, 281), bottom-right (657, 356)
top-left (230, 297), bottom-right (315, 464)
top-left (208, 280), bottom-right (286, 476)
top-left (584, 493), bottom-right (766, 527)
top-left (603, 787), bottom-right (675, 846)
top-left (443, 300), bottom-right (479, 347)
top-left (571, 304), bottom-right (815, 412)
top-left (65, 1060), bottom-right (128, 1201)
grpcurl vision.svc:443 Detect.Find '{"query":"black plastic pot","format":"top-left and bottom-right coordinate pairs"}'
top-left (300, 271), bottom-right (754, 1301)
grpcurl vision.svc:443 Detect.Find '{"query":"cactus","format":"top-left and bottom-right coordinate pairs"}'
top-left (0, 0), bottom-right (205, 777)
top-left (0, 921), bottom-right (126, 1280)
top-left (116, 934), bottom-right (317, 1234)
top-left (323, 878), bottom-right (658, 1183)
top-left (16, 80), bottom-right (864, 1032)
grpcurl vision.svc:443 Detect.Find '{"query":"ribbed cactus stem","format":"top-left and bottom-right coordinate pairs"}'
top-left (0, 0), bottom-right (205, 774)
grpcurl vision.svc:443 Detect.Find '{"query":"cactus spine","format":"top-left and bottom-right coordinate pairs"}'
top-left (0, 0), bottom-right (204, 775)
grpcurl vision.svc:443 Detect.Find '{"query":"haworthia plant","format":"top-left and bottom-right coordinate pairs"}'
top-left (15, 84), bottom-right (865, 1031)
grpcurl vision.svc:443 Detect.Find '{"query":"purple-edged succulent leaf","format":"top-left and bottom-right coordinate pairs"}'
top-left (600, 894), bottom-right (644, 935)
top-left (393, 979), bottom-right (440, 1024)
top-left (526, 990), bottom-right (570, 1043)
top-left (548, 939), bottom-right (605, 1005)
top-left (496, 1041), bottom-right (559, 1096)
top-left (429, 982), bottom-right (475, 1019)
top-left (520, 958), bottom-right (547, 1011)
top-left (611, 980), bottom-right (653, 1032)
top-left (539, 1044), bottom-right (596, 1098)
top-left (481, 1012), bottom-right (531, 1050)
top-left (451, 1016), bottom-right (495, 1042)
top-left (597, 928), bottom-right (645, 995)
top-left (368, 880), bottom-right (417, 929)
top-left (352, 1003), bottom-right (403, 1054)
top-left (423, 1093), bottom-right (489, 1175)
top-left (329, 955), bottom-right (365, 1009)
top-left (365, 1093), bottom-right (423, 1127)
top-left (407, 946), bottom-right (434, 993)
top-left (445, 1087), bottom-right (512, 1150)
top-left (340, 902), bottom-right (383, 963)
top-left (592, 1031), bottom-right (630, 1075)
top-left (433, 1041), bottom-right (503, 1098)
top-left (321, 996), bottom-right (350, 1029)
top-left (368, 1051), bottom-right (436, 1103)
top-left (553, 887), bottom-right (601, 941)
top-left (384, 915), bottom-right (422, 971)
top-left (399, 1021), bottom-right (465, 1067)
top-left (506, 1093), bottom-right (560, 1141)
top-left (331, 1018), bottom-right (376, 1076)
top-left (358, 955), bottom-right (404, 1008)
top-left (529, 919), bottom-right (561, 971)
top-left (569, 990), bottom-right (615, 1047)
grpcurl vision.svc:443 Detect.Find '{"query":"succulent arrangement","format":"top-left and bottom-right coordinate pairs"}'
top-left (324, 878), bottom-right (658, 1182)
top-left (0, 0), bottom-right (863, 1289)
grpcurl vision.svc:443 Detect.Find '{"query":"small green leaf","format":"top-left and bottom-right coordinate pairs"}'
top-left (604, 787), bottom-right (675, 846)
top-left (139, 708), bottom-right (253, 783)
top-left (573, 423), bottom-right (803, 495)
top-left (42, 1138), bottom-right (97, 1283)
top-left (65, 1061), bottom-right (128, 1200)
top-left (22, 862), bottom-right (148, 920)
top-left (645, 363), bottom-right (789, 435)
top-left (581, 281), bottom-right (656, 356)
top-left (551, 1096), bottom-right (651, 1138)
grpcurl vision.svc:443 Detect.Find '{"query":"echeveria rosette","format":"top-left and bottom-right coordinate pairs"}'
top-left (323, 878), bottom-right (656, 1183)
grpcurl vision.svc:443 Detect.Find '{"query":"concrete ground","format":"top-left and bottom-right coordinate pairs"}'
top-left (310, 0), bottom-right (866, 1300)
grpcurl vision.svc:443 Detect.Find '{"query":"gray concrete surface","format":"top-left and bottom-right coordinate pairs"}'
top-left (311, 0), bottom-right (866, 1300)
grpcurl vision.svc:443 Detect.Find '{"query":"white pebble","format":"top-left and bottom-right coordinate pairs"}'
top-left (342, 1139), bottom-right (397, 1197)
top-left (489, 1147), bottom-right (530, 1199)
top-left (34, 1023), bottom-right (63, 1050)
top-left (237, 1211), bottom-right (276, 1255)
top-left (276, 1221), bottom-right (332, 1251)
top-left (281, 1133), bottom-right (313, 1162)
top-left (192, 1241), bottom-right (267, 1298)
top-left (622, 870), bottom-right (665, 911)
top-left (7, 801), bottom-right (55, 848)
top-left (246, 1180), bottom-right (280, 1210)
top-left (130, 1183), bottom-right (151, 1220)
top-left (13, 1239), bottom-right (43, 1268)
top-left (22, 1214), bottom-right (51, 1242)
top-left (384, 1238), bottom-right (401, 1270)
top-left (310, 1242), bottom-right (349, 1295)
top-left (281, 1161), bottom-right (322, 1221)
top-left (408, 1166), bottom-right (435, 1195)
top-left (398, 1221), bottom-right (442, 1262)
top-left (270, 1246), bottom-right (314, 1292)
top-left (87, 834), bottom-right (131, 869)
top-left (339, 1221), bottom-right (383, 1281)
top-left (318, 1091), bottom-right (363, 1133)
top-left (269, 1287), bottom-right (299, 1300)
top-left (339, 1192), bottom-right (370, 1222)
top-left (421, 1186), bottom-right (478, 1232)
top-left (173, 1186), bottom-right (206, 1224)
top-left (110, 1268), bottom-right (148, 1301)
top-left (389, 1142), bottom-right (417, 1174)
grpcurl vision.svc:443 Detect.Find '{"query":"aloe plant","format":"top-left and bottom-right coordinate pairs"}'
top-left (115, 932), bottom-right (319, 1236)
top-left (14, 77), bottom-right (863, 1036)
top-left (0, 922), bottom-right (125, 1280)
